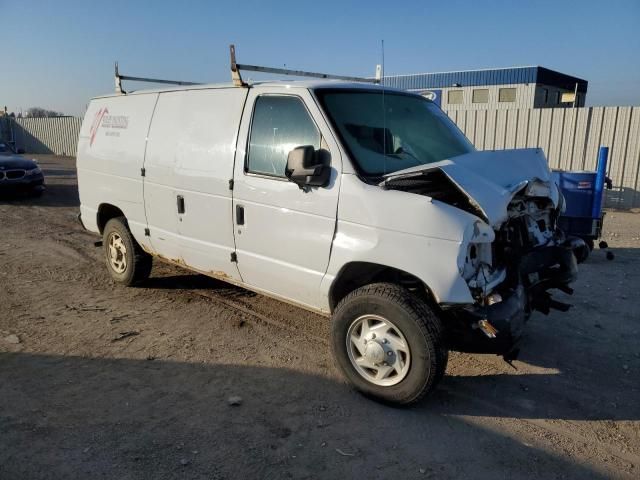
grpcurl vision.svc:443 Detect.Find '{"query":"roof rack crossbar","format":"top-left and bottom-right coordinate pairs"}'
top-left (229, 45), bottom-right (381, 86)
top-left (115, 62), bottom-right (202, 94)
top-left (113, 45), bottom-right (383, 94)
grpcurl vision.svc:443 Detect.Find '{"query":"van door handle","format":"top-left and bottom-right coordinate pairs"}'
top-left (177, 195), bottom-right (185, 214)
top-left (236, 205), bottom-right (244, 225)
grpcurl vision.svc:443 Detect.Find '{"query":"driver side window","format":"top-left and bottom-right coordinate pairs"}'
top-left (247, 95), bottom-right (320, 177)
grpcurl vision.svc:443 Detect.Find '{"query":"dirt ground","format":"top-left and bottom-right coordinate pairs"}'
top-left (1, 155), bottom-right (638, 480)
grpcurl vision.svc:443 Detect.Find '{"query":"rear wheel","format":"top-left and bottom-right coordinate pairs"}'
top-left (331, 282), bottom-right (447, 405)
top-left (103, 217), bottom-right (152, 286)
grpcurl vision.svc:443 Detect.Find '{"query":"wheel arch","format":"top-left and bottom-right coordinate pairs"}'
top-left (97, 203), bottom-right (126, 234)
top-left (328, 261), bottom-right (432, 312)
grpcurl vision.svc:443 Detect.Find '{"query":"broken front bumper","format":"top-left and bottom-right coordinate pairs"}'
top-left (446, 286), bottom-right (527, 354)
top-left (445, 245), bottom-right (578, 355)
top-left (520, 245), bottom-right (578, 314)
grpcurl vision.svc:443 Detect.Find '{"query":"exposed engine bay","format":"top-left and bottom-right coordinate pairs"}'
top-left (382, 155), bottom-right (578, 356)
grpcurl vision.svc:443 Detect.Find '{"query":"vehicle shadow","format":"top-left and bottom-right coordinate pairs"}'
top-left (0, 352), bottom-right (614, 480)
top-left (135, 247), bottom-right (639, 426)
top-left (143, 273), bottom-right (225, 290)
top-left (39, 168), bottom-right (77, 178)
top-left (0, 183), bottom-right (79, 207)
top-left (142, 270), bottom-right (258, 298)
top-left (9, 122), bottom-right (57, 154)
top-left (435, 246), bottom-right (639, 425)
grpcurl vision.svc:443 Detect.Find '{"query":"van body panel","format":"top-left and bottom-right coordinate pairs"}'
top-left (323, 173), bottom-right (475, 304)
top-left (77, 93), bottom-right (159, 249)
top-left (144, 88), bottom-right (248, 280)
top-left (231, 87), bottom-right (342, 309)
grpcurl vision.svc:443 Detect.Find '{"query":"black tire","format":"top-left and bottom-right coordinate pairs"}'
top-left (586, 239), bottom-right (595, 251)
top-left (331, 282), bottom-right (448, 406)
top-left (103, 217), bottom-right (152, 286)
top-left (575, 244), bottom-right (590, 264)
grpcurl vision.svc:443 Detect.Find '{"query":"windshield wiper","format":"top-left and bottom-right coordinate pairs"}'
top-left (387, 147), bottom-right (420, 163)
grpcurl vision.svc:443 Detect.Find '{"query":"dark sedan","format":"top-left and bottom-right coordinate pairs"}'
top-left (0, 142), bottom-right (45, 196)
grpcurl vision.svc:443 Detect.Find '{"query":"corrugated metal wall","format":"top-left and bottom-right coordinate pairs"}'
top-left (9, 117), bottom-right (82, 156)
top-left (445, 106), bottom-right (640, 209)
top-left (0, 117), bottom-right (11, 142)
top-left (3, 108), bottom-right (640, 209)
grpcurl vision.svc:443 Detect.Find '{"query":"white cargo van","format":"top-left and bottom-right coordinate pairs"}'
top-left (77, 55), bottom-right (577, 404)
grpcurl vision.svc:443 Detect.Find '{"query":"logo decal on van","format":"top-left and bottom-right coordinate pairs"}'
top-left (89, 108), bottom-right (130, 146)
top-left (89, 107), bottom-right (109, 146)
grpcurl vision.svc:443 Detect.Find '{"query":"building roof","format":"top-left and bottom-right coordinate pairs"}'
top-left (383, 66), bottom-right (588, 93)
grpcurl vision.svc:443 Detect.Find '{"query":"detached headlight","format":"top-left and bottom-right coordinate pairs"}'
top-left (457, 219), bottom-right (499, 290)
top-left (458, 221), bottom-right (494, 272)
top-left (25, 167), bottom-right (42, 176)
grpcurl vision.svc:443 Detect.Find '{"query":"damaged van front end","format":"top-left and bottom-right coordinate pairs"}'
top-left (382, 148), bottom-right (578, 357)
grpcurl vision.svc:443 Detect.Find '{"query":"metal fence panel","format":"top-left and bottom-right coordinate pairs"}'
top-left (478, 110), bottom-right (487, 147)
top-left (2, 117), bottom-right (83, 156)
top-left (445, 105), bottom-right (640, 209)
top-left (3, 107), bottom-right (640, 209)
top-left (626, 109), bottom-right (640, 208)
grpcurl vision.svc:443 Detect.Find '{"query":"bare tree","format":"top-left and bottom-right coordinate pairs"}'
top-left (26, 107), bottom-right (65, 118)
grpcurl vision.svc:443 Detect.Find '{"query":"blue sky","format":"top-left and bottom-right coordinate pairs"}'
top-left (2, 0), bottom-right (639, 116)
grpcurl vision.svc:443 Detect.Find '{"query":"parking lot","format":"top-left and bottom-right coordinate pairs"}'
top-left (1, 155), bottom-right (639, 479)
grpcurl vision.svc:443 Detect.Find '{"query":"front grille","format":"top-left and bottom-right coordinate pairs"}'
top-left (0, 169), bottom-right (26, 180)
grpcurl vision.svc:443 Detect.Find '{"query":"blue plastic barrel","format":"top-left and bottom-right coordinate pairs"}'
top-left (551, 170), bottom-right (597, 218)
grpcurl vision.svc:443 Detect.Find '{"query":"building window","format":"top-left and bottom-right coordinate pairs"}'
top-left (498, 88), bottom-right (517, 103)
top-left (555, 91), bottom-right (562, 104)
top-left (541, 88), bottom-right (549, 104)
top-left (448, 90), bottom-right (463, 104)
top-left (561, 92), bottom-right (576, 104)
top-left (472, 89), bottom-right (489, 103)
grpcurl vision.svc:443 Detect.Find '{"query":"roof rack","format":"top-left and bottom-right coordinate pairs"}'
top-left (114, 45), bottom-right (382, 93)
top-left (230, 44), bottom-right (381, 86)
top-left (114, 62), bottom-right (202, 94)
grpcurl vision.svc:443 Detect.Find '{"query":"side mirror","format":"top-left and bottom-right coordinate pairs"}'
top-left (17, 148), bottom-right (25, 154)
top-left (285, 146), bottom-right (330, 188)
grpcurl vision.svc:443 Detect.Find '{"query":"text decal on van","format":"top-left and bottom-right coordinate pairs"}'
top-left (89, 108), bottom-right (130, 146)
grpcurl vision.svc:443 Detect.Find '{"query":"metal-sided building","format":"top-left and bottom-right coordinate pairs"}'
top-left (383, 66), bottom-right (588, 110)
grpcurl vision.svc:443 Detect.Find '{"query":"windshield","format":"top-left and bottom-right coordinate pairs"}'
top-left (316, 90), bottom-right (474, 177)
top-left (0, 142), bottom-right (16, 155)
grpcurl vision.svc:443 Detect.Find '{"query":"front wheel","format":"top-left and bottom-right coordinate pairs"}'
top-left (103, 217), bottom-right (152, 286)
top-left (331, 283), bottom-right (447, 405)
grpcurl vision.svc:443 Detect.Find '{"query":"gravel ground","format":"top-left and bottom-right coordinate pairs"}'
top-left (1, 155), bottom-right (639, 479)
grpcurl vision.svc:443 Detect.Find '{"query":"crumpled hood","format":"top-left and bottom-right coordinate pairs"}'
top-left (0, 155), bottom-right (38, 170)
top-left (383, 148), bottom-right (559, 227)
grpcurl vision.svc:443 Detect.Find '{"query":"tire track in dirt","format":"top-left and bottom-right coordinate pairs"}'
top-left (187, 288), bottom-right (328, 346)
